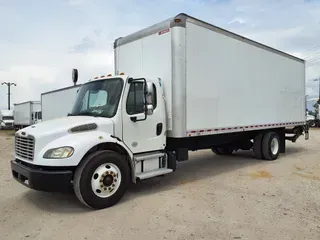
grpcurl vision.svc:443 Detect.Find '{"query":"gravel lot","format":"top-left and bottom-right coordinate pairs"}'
top-left (0, 129), bottom-right (320, 240)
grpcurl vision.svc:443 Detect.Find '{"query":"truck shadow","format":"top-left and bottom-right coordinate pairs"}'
top-left (122, 146), bottom-right (306, 203)
top-left (21, 146), bottom-right (305, 213)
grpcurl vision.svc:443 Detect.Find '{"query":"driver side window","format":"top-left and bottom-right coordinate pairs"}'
top-left (126, 82), bottom-right (157, 115)
top-left (126, 82), bottom-right (145, 115)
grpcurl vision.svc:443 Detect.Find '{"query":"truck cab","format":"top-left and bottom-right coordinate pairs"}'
top-left (0, 109), bottom-right (14, 130)
top-left (11, 72), bottom-right (171, 209)
top-left (32, 111), bottom-right (42, 124)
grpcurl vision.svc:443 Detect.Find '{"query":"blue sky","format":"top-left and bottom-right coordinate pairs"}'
top-left (1, 0), bottom-right (320, 109)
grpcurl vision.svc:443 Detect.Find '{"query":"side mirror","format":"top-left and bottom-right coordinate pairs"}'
top-left (145, 82), bottom-right (154, 116)
top-left (72, 69), bottom-right (78, 86)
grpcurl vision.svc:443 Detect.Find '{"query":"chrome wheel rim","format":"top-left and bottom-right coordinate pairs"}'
top-left (270, 138), bottom-right (279, 155)
top-left (91, 163), bottom-right (121, 198)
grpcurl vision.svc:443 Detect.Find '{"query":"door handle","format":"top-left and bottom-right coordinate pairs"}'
top-left (130, 116), bottom-right (137, 122)
top-left (156, 123), bottom-right (163, 136)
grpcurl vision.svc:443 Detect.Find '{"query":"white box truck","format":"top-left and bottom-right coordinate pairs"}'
top-left (41, 84), bottom-right (81, 121)
top-left (13, 101), bottom-right (41, 130)
top-left (0, 109), bottom-right (14, 130)
top-left (11, 13), bottom-right (309, 209)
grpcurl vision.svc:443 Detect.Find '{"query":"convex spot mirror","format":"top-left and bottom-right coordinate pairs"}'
top-left (145, 82), bottom-right (154, 115)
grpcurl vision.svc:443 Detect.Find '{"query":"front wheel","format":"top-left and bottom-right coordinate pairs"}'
top-left (74, 150), bottom-right (130, 209)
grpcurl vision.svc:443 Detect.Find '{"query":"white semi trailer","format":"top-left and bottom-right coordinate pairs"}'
top-left (41, 84), bottom-right (82, 121)
top-left (11, 13), bottom-right (308, 209)
top-left (13, 101), bottom-right (41, 130)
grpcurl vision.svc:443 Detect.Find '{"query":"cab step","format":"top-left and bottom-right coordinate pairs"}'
top-left (134, 152), bottom-right (164, 162)
top-left (136, 169), bottom-right (173, 180)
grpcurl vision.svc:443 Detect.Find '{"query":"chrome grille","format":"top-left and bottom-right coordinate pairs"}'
top-left (15, 135), bottom-right (35, 161)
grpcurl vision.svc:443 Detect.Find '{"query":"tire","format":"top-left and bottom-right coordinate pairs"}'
top-left (261, 132), bottom-right (280, 160)
top-left (74, 150), bottom-right (130, 209)
top-left (253, 133), bottom-right (264, 159)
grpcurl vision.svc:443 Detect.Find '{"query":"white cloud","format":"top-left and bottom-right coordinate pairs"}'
top-left (228, 18), bottom-right (246, 25)
top-left (1, 0), bottom-right (320, 110)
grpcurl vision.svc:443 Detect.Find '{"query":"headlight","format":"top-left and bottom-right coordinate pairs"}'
top-left (43, 146), bottom-right (74, 159)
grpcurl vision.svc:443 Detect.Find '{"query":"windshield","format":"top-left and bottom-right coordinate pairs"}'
top-left (70, 78), bottom-right (123, 118)
top-left (2, 116), bottom-right (13, 120)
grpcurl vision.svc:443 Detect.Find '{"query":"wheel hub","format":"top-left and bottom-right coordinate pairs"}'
top-left (91, 163), bottom-right (121, 198)
top-left (270, 138), bottom-right (279, 155)
top-left (102, 174), bottom-right (114, 186)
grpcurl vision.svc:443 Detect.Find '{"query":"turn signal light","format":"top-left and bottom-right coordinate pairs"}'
top-left (120, 72), bottom-right (125, 75)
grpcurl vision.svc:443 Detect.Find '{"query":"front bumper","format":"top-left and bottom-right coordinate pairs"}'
top-left (11, 160), bottom-right (73, 192)
top-left (1, 125), bottom-right (14, 130)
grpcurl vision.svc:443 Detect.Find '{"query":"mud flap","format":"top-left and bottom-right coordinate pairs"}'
top-left (304, 123), bottom-right (309, 140)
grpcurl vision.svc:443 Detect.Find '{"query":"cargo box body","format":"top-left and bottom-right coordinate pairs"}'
top-left (41, 85), bottom-right (81, 121)
top-left (14, 101), bottom-right (41, 126)
top-left (114, 13), bottom-right (306, 139)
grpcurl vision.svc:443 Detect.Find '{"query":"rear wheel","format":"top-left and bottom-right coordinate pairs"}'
top-left (262, 132), bottom-right (280, 160)
top-left (74, 150), bottom-right (130, 209)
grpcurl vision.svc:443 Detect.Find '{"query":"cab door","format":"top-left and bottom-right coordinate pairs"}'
top-left (121, 79), bottom-right (165, 153)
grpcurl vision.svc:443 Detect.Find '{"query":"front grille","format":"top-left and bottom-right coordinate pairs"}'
top-left (5, 122), bottom-right (12, 126)
top-left (15, 135), bottom-right (35, 161)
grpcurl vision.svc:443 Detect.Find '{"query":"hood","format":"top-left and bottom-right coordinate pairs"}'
top-left (14, 116), bottom-right (116, 164)
top-left (17, 116), bottom-right (114, 137)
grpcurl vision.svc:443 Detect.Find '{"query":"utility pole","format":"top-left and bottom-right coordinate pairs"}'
top-left (1, 82), bottom-right (17, 110)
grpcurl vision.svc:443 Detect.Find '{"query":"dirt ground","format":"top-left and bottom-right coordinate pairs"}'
top-left (0, 129), bottom-right (320, 240)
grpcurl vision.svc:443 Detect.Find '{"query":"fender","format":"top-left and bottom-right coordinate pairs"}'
top-left (36, 131), bottom-right (134, 170)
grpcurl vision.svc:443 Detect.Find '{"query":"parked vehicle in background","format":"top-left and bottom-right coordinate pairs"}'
top-left (11, 13), bottom-right (309, 210)
top-left (13, 101), bottom-right (41, 130)
top-left (306, 97), bottom-right (320, 127)
top-left (306, 112), bottom-right (316, 127)
top-left (0, 109), bottom-right (14, 130)
top-left (41, 84), bottom-right (81, 121)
